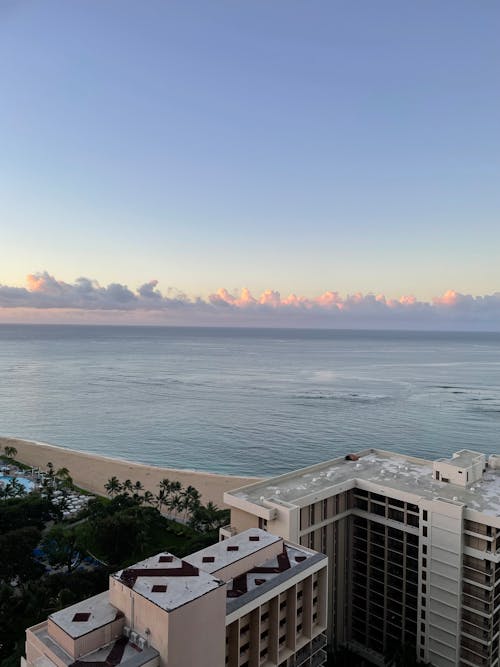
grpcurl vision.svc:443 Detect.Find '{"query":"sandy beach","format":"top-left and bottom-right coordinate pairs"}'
top-left (0, 436), bottom-right (263, 507)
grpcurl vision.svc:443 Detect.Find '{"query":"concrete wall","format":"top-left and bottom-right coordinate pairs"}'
top-left (229, 507), bottom-right (260, 532)
top-left (0, 436), bottom-right (263, 507)
top-left (168, 586), bottom-right (227, 667)
top-left (420, 498), bottom-right (464, 667)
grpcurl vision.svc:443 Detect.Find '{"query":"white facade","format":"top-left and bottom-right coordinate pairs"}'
top-left (224, 448), bottom-right (500, 667)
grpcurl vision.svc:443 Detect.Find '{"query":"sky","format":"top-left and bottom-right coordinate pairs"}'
top-left (1, 1), bottom-right (499, 328)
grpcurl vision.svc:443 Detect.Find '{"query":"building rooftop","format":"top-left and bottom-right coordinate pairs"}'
top-left (186, 529), bottom-right (324, 611)
top-left (49, 592), bottom-right (121, 639)
top-left (184, 529), bottom-right (281, 574)
top-left (438, 449), bottom-right (484, 468)
top-left (226, 449), bottom-right (500, 517)
top-left (31, 622), bottom-right (159, 667)
top-left (113, 553), bottom-right (224, 612)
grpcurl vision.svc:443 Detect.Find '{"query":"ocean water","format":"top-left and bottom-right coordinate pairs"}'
top-left (0, 325), bottom-right (499, 476)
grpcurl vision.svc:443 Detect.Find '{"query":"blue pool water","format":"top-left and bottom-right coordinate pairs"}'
top-left (0, 475), bottom-right (35, 491)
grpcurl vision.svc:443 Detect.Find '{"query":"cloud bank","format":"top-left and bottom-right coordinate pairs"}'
top-left (1, 272), bottom-right (500, 331)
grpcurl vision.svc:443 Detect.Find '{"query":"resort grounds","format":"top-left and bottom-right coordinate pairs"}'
top-left (0, 436), bottom-right (263, 508)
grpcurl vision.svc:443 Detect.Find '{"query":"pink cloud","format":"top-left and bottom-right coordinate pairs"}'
top-left (1, 273), bottom-right (500, 330)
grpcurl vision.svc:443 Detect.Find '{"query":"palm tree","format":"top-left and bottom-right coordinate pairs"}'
top-left (133, 480), bottom-right (144, 493)
top-left (4, 478), bottom-right (26, 498)
top-left (142, 490), bottom-right (154, 505)
top-left (4, 445), bottom-right (18, 460)
top-left (182, 485), bottom-right (201, 520)
top-left (167, 493), bottom-right (183, 519)
top-left (56, 467), bottom-right (73, 488)
top-left (122, 479), bottom-right (134, 495)
top-left (156, 488), bottom-right (167, 512)
top-left (104, 476), bottom-right (122, 498)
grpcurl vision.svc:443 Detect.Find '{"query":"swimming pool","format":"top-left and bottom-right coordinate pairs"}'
top-left (0, 476), bottom-right (35, 492)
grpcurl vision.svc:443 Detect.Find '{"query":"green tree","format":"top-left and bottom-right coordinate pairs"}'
top-left (85, 512), bottom-right (143, 566)
top-left (0, 495), bottom-right (54, 533)
top-left (0, 478), bottom-right (26, 499)
top-left (182, 485), bottom-right (201, 520)
top-left (189, 501), bottom-right (229, 533)
top-left (0, 526), bottom-right (43, 585)
top-left (104, 476), bottom-right (122, 498)
top-left (56, 467), bottom-right (73, 488)
top-left (142, 490), bottom-right (155, 505)
top-left (3, 446), bottom-right (17, 460)
top-left (155, 488), bottom-right (168, 512)
top-left (41, 526), bottom-right (85, 574)
top-left (122, 479), bottom-right (134, 495)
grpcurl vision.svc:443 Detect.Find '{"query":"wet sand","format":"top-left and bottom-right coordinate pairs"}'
top-left (0, 436), bottom-right (263, 507)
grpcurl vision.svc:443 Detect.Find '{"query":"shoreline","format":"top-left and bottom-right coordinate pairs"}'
top-left (0, 436), bottom-right (264, 507)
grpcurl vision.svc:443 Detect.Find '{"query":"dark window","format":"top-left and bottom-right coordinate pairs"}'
top-left (72, 613), bottom-right (90, 622)
top-left (151, 584), bottom-right (167, 593)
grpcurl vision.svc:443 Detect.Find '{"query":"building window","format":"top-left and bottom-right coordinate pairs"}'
top-left (423, 510), bottom-right (428, 522)
top-left (422, 527), bottom-right (427, 538)
top-left (309, 504), bottom-right (315, 526)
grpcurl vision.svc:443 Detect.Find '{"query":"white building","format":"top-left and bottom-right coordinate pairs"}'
top-left (23, 529), bottom-right (328, 667)
top-left (223, 449), bottom-right (500, 667)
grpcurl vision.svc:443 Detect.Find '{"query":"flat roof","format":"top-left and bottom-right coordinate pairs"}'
top-left (184, 529), bottom-right (281, 574)
top-left (445, 450), bottom-right (483, 468)
top-left (226, 547), bottom-right (327, 614)
top-left (113, 553), bottom-right (224, 612)
top-left (226, 449), bottom-right (500, 517)
top-left (31, 622), bottom-right (159, 667)
top-left (49, 592), bottom-right (120, 639)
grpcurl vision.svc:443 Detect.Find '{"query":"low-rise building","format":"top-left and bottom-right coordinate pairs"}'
top-left (23, 529), bottom-right (327, 667)
top-left (223, 449), bottom-right (500, 667)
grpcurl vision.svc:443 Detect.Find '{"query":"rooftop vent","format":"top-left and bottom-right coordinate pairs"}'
top-left (72, 612), bottom-right (91, 623)
top-left (249, 535), bottom-right (260, 542)
top-left (202, 556), bottom-right (215, 563)
top-left (345, 453), bottom-right (359, 461)
top-left (255, 578), bottom-right (266, 585)
top-left (295, 556), bottom-right (307, 563)
top-left (159, 555), bottom-right (173, 563)
top-left (151, 584), bottom-right (167, 593)
top-left (227, 545), bottom-right (239, 552)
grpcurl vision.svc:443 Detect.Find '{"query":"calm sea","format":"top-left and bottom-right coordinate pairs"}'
top-left (0, 325), bottom-right (499, 476)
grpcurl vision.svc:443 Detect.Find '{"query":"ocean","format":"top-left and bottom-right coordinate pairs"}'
top-left (0, 325), bottom-right (499, 476)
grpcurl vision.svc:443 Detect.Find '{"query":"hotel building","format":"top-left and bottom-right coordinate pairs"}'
top-left (223, 449), bottom-right (500, 667)
top-left (23, 529), bottom-right (328, 667)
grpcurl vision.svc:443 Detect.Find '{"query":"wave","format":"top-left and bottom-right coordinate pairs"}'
top-left (292, 391), bottom-right (389, 403)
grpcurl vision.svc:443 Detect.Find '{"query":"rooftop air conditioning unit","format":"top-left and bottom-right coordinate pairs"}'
top-left (137, 636), bottom-right (146, 650)
top-left (123, 626), bottom-right (130, 638)
top-left (130, 631), bottom-right (138, 645)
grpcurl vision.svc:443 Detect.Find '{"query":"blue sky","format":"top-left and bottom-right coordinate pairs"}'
top-left (1, 1), bottom-right (499, 325)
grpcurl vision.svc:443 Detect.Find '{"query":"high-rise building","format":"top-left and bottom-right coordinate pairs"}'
top-left (223, 449), bottom-right (500, 667)
top-left (23, 529), bottom-right (328, 667)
